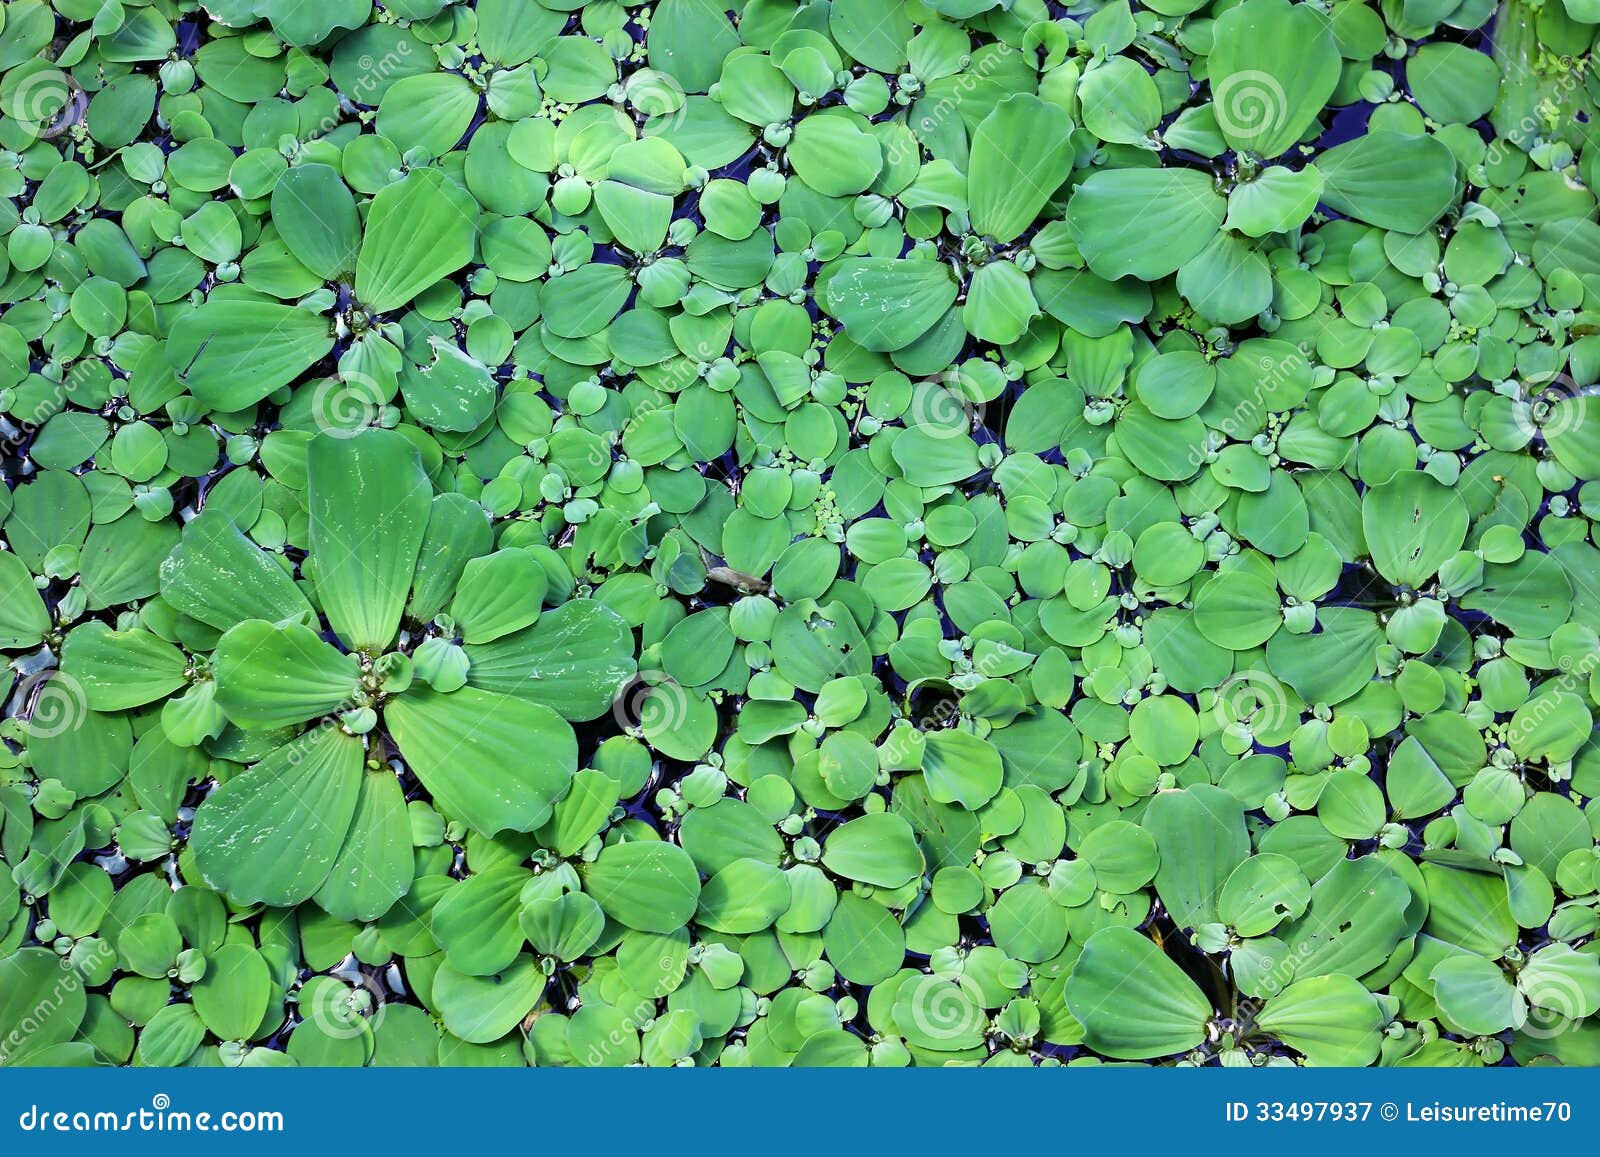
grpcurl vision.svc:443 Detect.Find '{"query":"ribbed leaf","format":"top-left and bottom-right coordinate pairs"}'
top-left (448, 549), bottom-right (546, 644)
top-left (1208, 0), bottom-right (1339, 159)
top-left (582, 841), bottom-right (702, 933)
top-left (190, 728), bottom-right (364, 909)
top-left (307, 429), bottom-right (431, 653)
top-left (212, 620), bottom-right (360, 731)
top-left (386, 686), bottom-right (577, 835)
top-left (0, 550), bottom-right (50, 648)
top-left (271, 163), bottom-right (359, 279)
top-left (314, 768), bottom-right (415, 923)
top-left (60, 622), bottom-right (188, 711)
top-left (1067, 927), bottom-right (1211, 1060)
top-left (168, 301), bottom-right (334, 411)
top-left (354, 168), bottom-right (478, 314)
top-left (159, 512), bottom-right (316, 632)
top-left (968, 94), bottom-right (1074, 242)
top-left (464, 600), bottom-right (637, 721)
top-left (821, 258), bottom-right (959, 352)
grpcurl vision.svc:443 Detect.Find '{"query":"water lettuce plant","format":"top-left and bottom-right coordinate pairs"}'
top-left (1, 0), bottom-right (1600, 1070)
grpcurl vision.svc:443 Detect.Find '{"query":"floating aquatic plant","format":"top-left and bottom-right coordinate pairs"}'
top-left (1, 0), bottom-right (1600, 1069)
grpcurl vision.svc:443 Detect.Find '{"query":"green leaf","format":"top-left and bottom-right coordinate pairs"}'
top-left (158, 512), bottom-right (316, 633)
top-left (893, 973), bottom-right (987, 1052)
top-left (398, 339), bottom-right (497, 434)
top-left (1143, 785), bottom-right (1250, 930)
top-left (0, 949), bottom-right (87, 1062)
top-left (695, 858), bottom-right (790, 934)
top-left (314, 768), bottom-right (414, 923)
top-left (821, 813), bottom-right (924, 888)
top-left (1281, 857), bottom-right (1413, 978)
top-left (822, 258), bottom-right (959, 352)
top-left (583, 840), bottom-right (702, 932)
top-left (191, 943), bottom-right (271, 1041)
top-left (432, 868), bottom-right (532, 976)
top-left (540, 263), bottom-right (632, 340)
top-left (1363, 471), bottom-right (1469, 587)
top-left (464, 600), bottom-right (638, 721)
top-left (169, 301), bottom-right (334, 411)
top-left (432, 955), bottom-right (546, 1045)
top-left (59, 622), bottom-right (187, 711)
top-left (1193, 571), bottom-right (1281, 649)
top-left (0, 551), bottom-right (49, 648)
top-left (1431, 955), bottom-right (1525, 1036)
top-left (822, 891), bottom-right (903, 985)
top-left (921, 730), bottom-right (1003, 809)
top-left (1222, 166), bottom-right (1324, 238)
top-left (1067, 927), bottom-right (1211, 1059)
top-left (448, 549), bottom-right (546, 644)
top-left (890, 426), bottom-right (981, 486)
top-left (967, 94), bottom-right (1075, 242)
top-left (1068, 168), bottom-right (1226, 280)
top-left (78, 513), bottom-right (178, 611)
top-left (1208, 0), bottom-right (1339, 159)
top-left (354, 168), bottom-right (478, 314)
top-left (271, 163), bottom-right (359, 280)
top-left (376, 72), bottom-right (479, 158)
top-left (520, 891), bottom-right (605, 961)
top-left (408, 493), bottom-right (495, 622)
top-left (386, 686), bottom-right (577, 835)
top-left (963, 259), bottom-right (1040, 345)
top-left (1317, 130), bottom-right (1459, 233)
top-left (212, 619), bottom-right (360, 731)
top-left (1519, 944), bottom-right (1600, 1021)
top-left (307, 429), bottom-right (431, 653)
top-left (788, 115), bottom-right (883, 197)
top-left (1256, 975), bottom-right (1391, 1065)
top-left (190, 727), bottom-right (364, 909)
